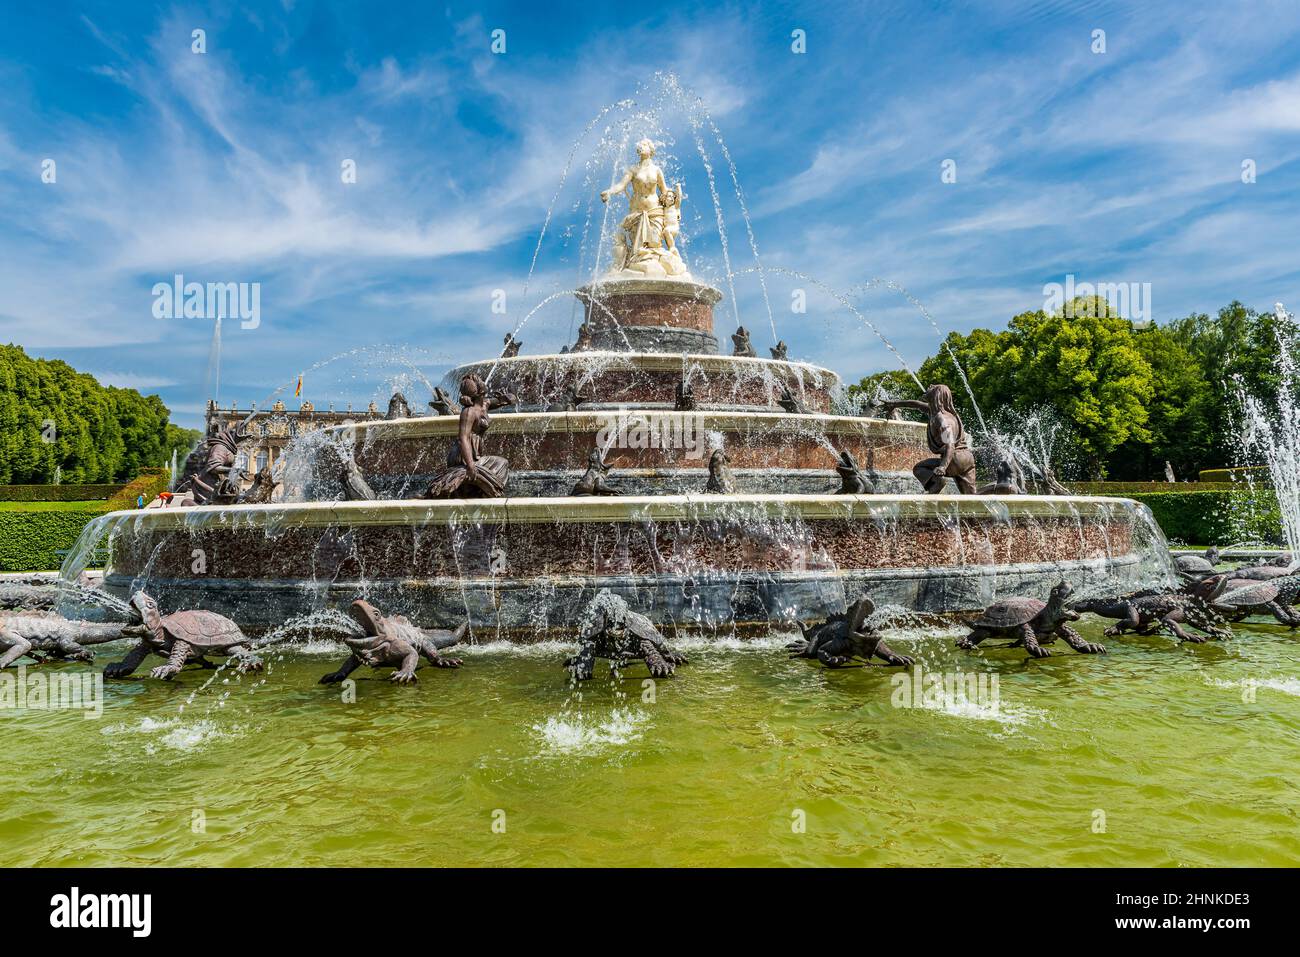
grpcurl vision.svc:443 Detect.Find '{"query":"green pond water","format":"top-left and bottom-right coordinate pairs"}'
top-left (3, 617), bottom-right (1299, 867)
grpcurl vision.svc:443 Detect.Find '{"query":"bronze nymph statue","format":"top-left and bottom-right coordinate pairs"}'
top-left (882, 384), bottom-right (977, 494)
top-left (173, 420), bottom-right (248, 505)
top-left (425, 374), bottom-right (513, 499)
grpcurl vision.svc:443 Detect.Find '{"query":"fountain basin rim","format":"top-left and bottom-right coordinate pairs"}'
top-left (455, 350), bottom-right (838, 378)
top-left (94, 493), bottom-right (1148, 531)
top-left (576, 276), bottom-right (724, 303)
top-left (326, 408), bottom-right (924, 438)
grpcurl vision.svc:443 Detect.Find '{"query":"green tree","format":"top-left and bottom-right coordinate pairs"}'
top-left (855, 296), bottom-right (1157, 479)
top-left (1009, 299), bottom-right (1153, 478)
top-left (0, 344), bottom-right (193, 484)
top-left (1166, 301), bottom-right (1283, 470)
top-left (917, 326), bottom-right (1018, 427)
top-left (846, 369), bottom-right (922, 405)
top-left (1110, 325), bottom-right (1214, 480)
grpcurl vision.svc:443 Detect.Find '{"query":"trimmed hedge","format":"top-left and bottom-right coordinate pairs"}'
top-left (1120, 489), bottom-right (1282, 546)
top-left (0, 484), bottom-right (121, 502)
top-left (1067, 481), bottom-right (1235, 495)
top-left (1198, 467), bottom-right (1271, 484)
top-left (0, 468), bottom-right (169, 571)
top-left (105, 468), bottom-right (170, 510)
top-left (0, 508), bottom-right (103, 572)
top-left (0, 501), bottom-right (106, 512)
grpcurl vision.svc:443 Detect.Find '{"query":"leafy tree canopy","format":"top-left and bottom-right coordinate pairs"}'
top-left (0, 344), bottom-right (198, 485)
top-left (856, 297), bottom-right (1271, 480)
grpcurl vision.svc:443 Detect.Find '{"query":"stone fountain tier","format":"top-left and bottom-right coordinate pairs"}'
top-left (576, 277), bottom-right (724, 353)
top-left (451, 352), bottom-right (840, 413)
top-left (82, 495), bottom-right (1169, 637)
top-left (312, 411), bottom-right (932, 498)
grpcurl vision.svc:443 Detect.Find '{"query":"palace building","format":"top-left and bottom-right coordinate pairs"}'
top-left (203, 398), bottom-right (381, 487)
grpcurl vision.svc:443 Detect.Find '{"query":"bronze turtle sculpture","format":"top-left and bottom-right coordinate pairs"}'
top-left (959, 580), bottom-right (1105, 658)
top-left (320, 599), bottom-right (466, 685)
top-left (1192, 575), bottom-right (1300, 627)
top-left (1228, 560), bottom-right (1294, 582)
top-left (103, 592), bottom-right (263, 680)
top-left (786, 596), bottom-right (913, 668)
top-left (1173, 546), bottom-right (1221, 580)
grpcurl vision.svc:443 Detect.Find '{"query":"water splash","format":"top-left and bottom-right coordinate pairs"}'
top-left (735, 266), bottom-right (923, 389)
top-left (533, 707), bottom-right (649, 754)
top-left (849, 278), bottom-right (995, 441)
top-left (1237, 304), bottom-right (1300, 566)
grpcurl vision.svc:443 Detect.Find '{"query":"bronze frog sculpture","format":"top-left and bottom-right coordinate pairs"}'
top-left (786, 597), bottom-right (913, 668)
top-left (320, 600), bottom-right (467, 685)
top-left (571, 448), bottom-right (621, 496)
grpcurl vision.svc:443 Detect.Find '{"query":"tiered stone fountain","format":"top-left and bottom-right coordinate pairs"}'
top-left (65, 138), bottom-right (1172, 638)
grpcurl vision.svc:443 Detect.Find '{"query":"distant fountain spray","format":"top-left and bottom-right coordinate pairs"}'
top-left (1237, 303), bottom-right (1300, 566)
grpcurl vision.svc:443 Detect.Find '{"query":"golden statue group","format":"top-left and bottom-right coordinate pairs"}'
top-left (600, 138), bottom-right (690, 279)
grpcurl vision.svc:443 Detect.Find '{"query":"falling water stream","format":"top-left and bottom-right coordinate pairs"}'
top-left (1238, 304), bottom-right (1300, 565)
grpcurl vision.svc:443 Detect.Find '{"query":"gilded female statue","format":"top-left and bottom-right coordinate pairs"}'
top-left (425, 375), bottom-right (513, 498)
top-left (600, 138), bottom-right (688, 277)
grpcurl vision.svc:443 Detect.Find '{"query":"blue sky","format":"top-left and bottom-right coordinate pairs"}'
top-left (2, 0), bottom-right (1299, 429)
